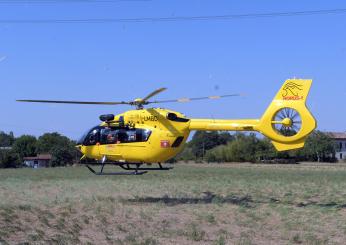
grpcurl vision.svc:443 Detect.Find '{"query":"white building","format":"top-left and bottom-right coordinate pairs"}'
top-left (0, 147), bottom-right (12, 150)
top-left (23, 154), bottom-right (52, 168)
top-left (325, 132), bottom-right (346, 161)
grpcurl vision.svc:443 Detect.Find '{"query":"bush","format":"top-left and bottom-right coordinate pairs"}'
top-left (189, 131), bottom-right (233, 159)
top-left (0, 150), bottom-right (20, 168)
top-left (206, 133), bottom-right (266, 163)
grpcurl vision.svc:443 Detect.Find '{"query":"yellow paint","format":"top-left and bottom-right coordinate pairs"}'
top-left (80, 79), bottom-right (316, 163)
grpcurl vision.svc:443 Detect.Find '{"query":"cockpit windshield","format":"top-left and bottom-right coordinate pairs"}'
top-left (77, 129), bottom-right (92, 145)
top-left (77, 126), bottom-right (101, 146)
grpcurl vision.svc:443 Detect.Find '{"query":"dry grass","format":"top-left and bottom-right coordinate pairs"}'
top-left (1, 163), bottom-right (346, 244)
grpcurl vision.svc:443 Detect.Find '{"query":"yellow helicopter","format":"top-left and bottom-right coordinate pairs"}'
top-left (17, 79), bottom-right (316, 175)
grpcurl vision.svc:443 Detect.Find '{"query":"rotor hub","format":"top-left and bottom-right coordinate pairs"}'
top-left (134, 98), bottom-right (144, 103)
top-left (271, 108), bottom-right (302, 137)
top-left (281, 117), bottom-right (293, 127)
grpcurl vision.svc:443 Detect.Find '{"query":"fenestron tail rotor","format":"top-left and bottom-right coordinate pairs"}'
top-left (17, 87), bottom-right (242, 109)
top-left (271, 108), bottom-right (302, 137)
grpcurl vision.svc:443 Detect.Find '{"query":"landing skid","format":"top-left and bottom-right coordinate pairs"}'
top-left (86, 162), bottom-right (173, 176)
top-left (119, 163), bottom-right (173, 171)
top-left (86, 165), bottom-right (147, 175)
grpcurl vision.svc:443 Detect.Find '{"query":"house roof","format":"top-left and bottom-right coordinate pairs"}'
top-left (23, 154), bottom-right (52, 161)
top-left (325, 132), bottom-right (346, 140)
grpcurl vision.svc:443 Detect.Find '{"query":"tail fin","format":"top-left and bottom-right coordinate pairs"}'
top-left (257, 79), bottom-right (317, 151)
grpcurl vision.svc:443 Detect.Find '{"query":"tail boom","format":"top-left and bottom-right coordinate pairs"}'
top-left (189, 119), bottom-right (260, 131)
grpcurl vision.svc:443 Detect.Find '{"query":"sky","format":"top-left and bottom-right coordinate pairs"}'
top-left (0, 0), bottom-right (345, 140)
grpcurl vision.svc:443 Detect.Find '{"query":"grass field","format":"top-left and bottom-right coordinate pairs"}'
top-left (1, 163), bottom-right (346, 245)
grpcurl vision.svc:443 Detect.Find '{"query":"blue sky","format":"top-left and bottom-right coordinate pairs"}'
top-left (0, 0), bottom-right (345, 140)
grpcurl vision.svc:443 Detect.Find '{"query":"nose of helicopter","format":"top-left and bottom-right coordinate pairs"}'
top-left (76, 145), bottom-right (85, 154)
top-left (76, 145), bottom-right (88, 161)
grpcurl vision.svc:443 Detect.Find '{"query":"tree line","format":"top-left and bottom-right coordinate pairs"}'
top-left (0, 131), bottom-right (79, 168)
top-left (0, 129), bottom-right (338, 168)
top-left (173, 130), bottom-right (337, 163)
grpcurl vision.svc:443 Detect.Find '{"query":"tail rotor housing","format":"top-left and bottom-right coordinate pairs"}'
top-left (257, 79), bottom-right (317, 151)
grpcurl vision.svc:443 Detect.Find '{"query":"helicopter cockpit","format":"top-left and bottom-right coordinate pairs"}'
top-left (78, 126), bottom-right (152, 146)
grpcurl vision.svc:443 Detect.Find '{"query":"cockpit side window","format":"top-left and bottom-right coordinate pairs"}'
top-left (100, 128), bottom-right (119, 144)
top-left (137, 129), bottom-right (152, 142)
top-left (99, 127), bottom-right (152, 144)
top-left (79, 126), bottom-right (152, 146)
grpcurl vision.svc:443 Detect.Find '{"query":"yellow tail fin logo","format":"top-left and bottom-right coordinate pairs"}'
top-left (282, 82), bottom-right (304, 100)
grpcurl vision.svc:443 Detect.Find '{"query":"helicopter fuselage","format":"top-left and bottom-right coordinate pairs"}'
top-left (79, 108), bottom-right (192, 163)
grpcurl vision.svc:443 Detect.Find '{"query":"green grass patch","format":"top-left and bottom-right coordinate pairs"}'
top-left (0, 163), bottom-right (346, 244)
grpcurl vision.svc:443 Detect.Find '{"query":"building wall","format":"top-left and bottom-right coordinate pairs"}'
top-left (24, 160), bottom-right (49, 168)
top-left (335, 139), bottom-right (346, 161)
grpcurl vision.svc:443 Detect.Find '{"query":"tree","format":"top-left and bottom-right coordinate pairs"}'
top-left (0, 131), bottom-right (15, 147)
top-left (205, 133), bottom-right (261, 163)
top-left (50, 145), bottom-right (75, 167)
top-left (36, 132), bottom-right (78, 166)
top-left (254, 137), bottom-right (277, 161)
top-left (12, 135), bottom-right (37, 161)
top-left (298, 130), bottom-right (336, 162)
top-left (189, 131), bottom-right (233, 159)
top-left (0, 150), bottom-right (20, 168)
top-left (171, 146), bottom-right (195, 163)
top-left (228, 133), bottom-right (260, 162)
top-left (36, 132), bottom-right (72, 153)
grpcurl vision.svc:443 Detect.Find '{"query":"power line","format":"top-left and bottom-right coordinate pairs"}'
top-left (0, 8), bottom-right (345, 24)
top-left (0, 0), bottom-right (149, 3)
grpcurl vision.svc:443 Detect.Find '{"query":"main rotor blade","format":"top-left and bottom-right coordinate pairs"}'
top-left (148, 93), bottom-right (242, 104)
top-left (141, 87), bottom-right (167, 102)
top-left (16, 99), bottom-right (130, 105)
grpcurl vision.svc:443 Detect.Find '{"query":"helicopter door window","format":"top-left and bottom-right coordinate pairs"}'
top-left (99, 128), bottom-right (152, 144)
top-left (120, 129), bottom-right (151, 143)
top-left (100, 128), bottom-right (119, 144)
top-left (126, 130), bottom-right (137, 142)
top-left (117, 129), bottom-right (128, 143)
